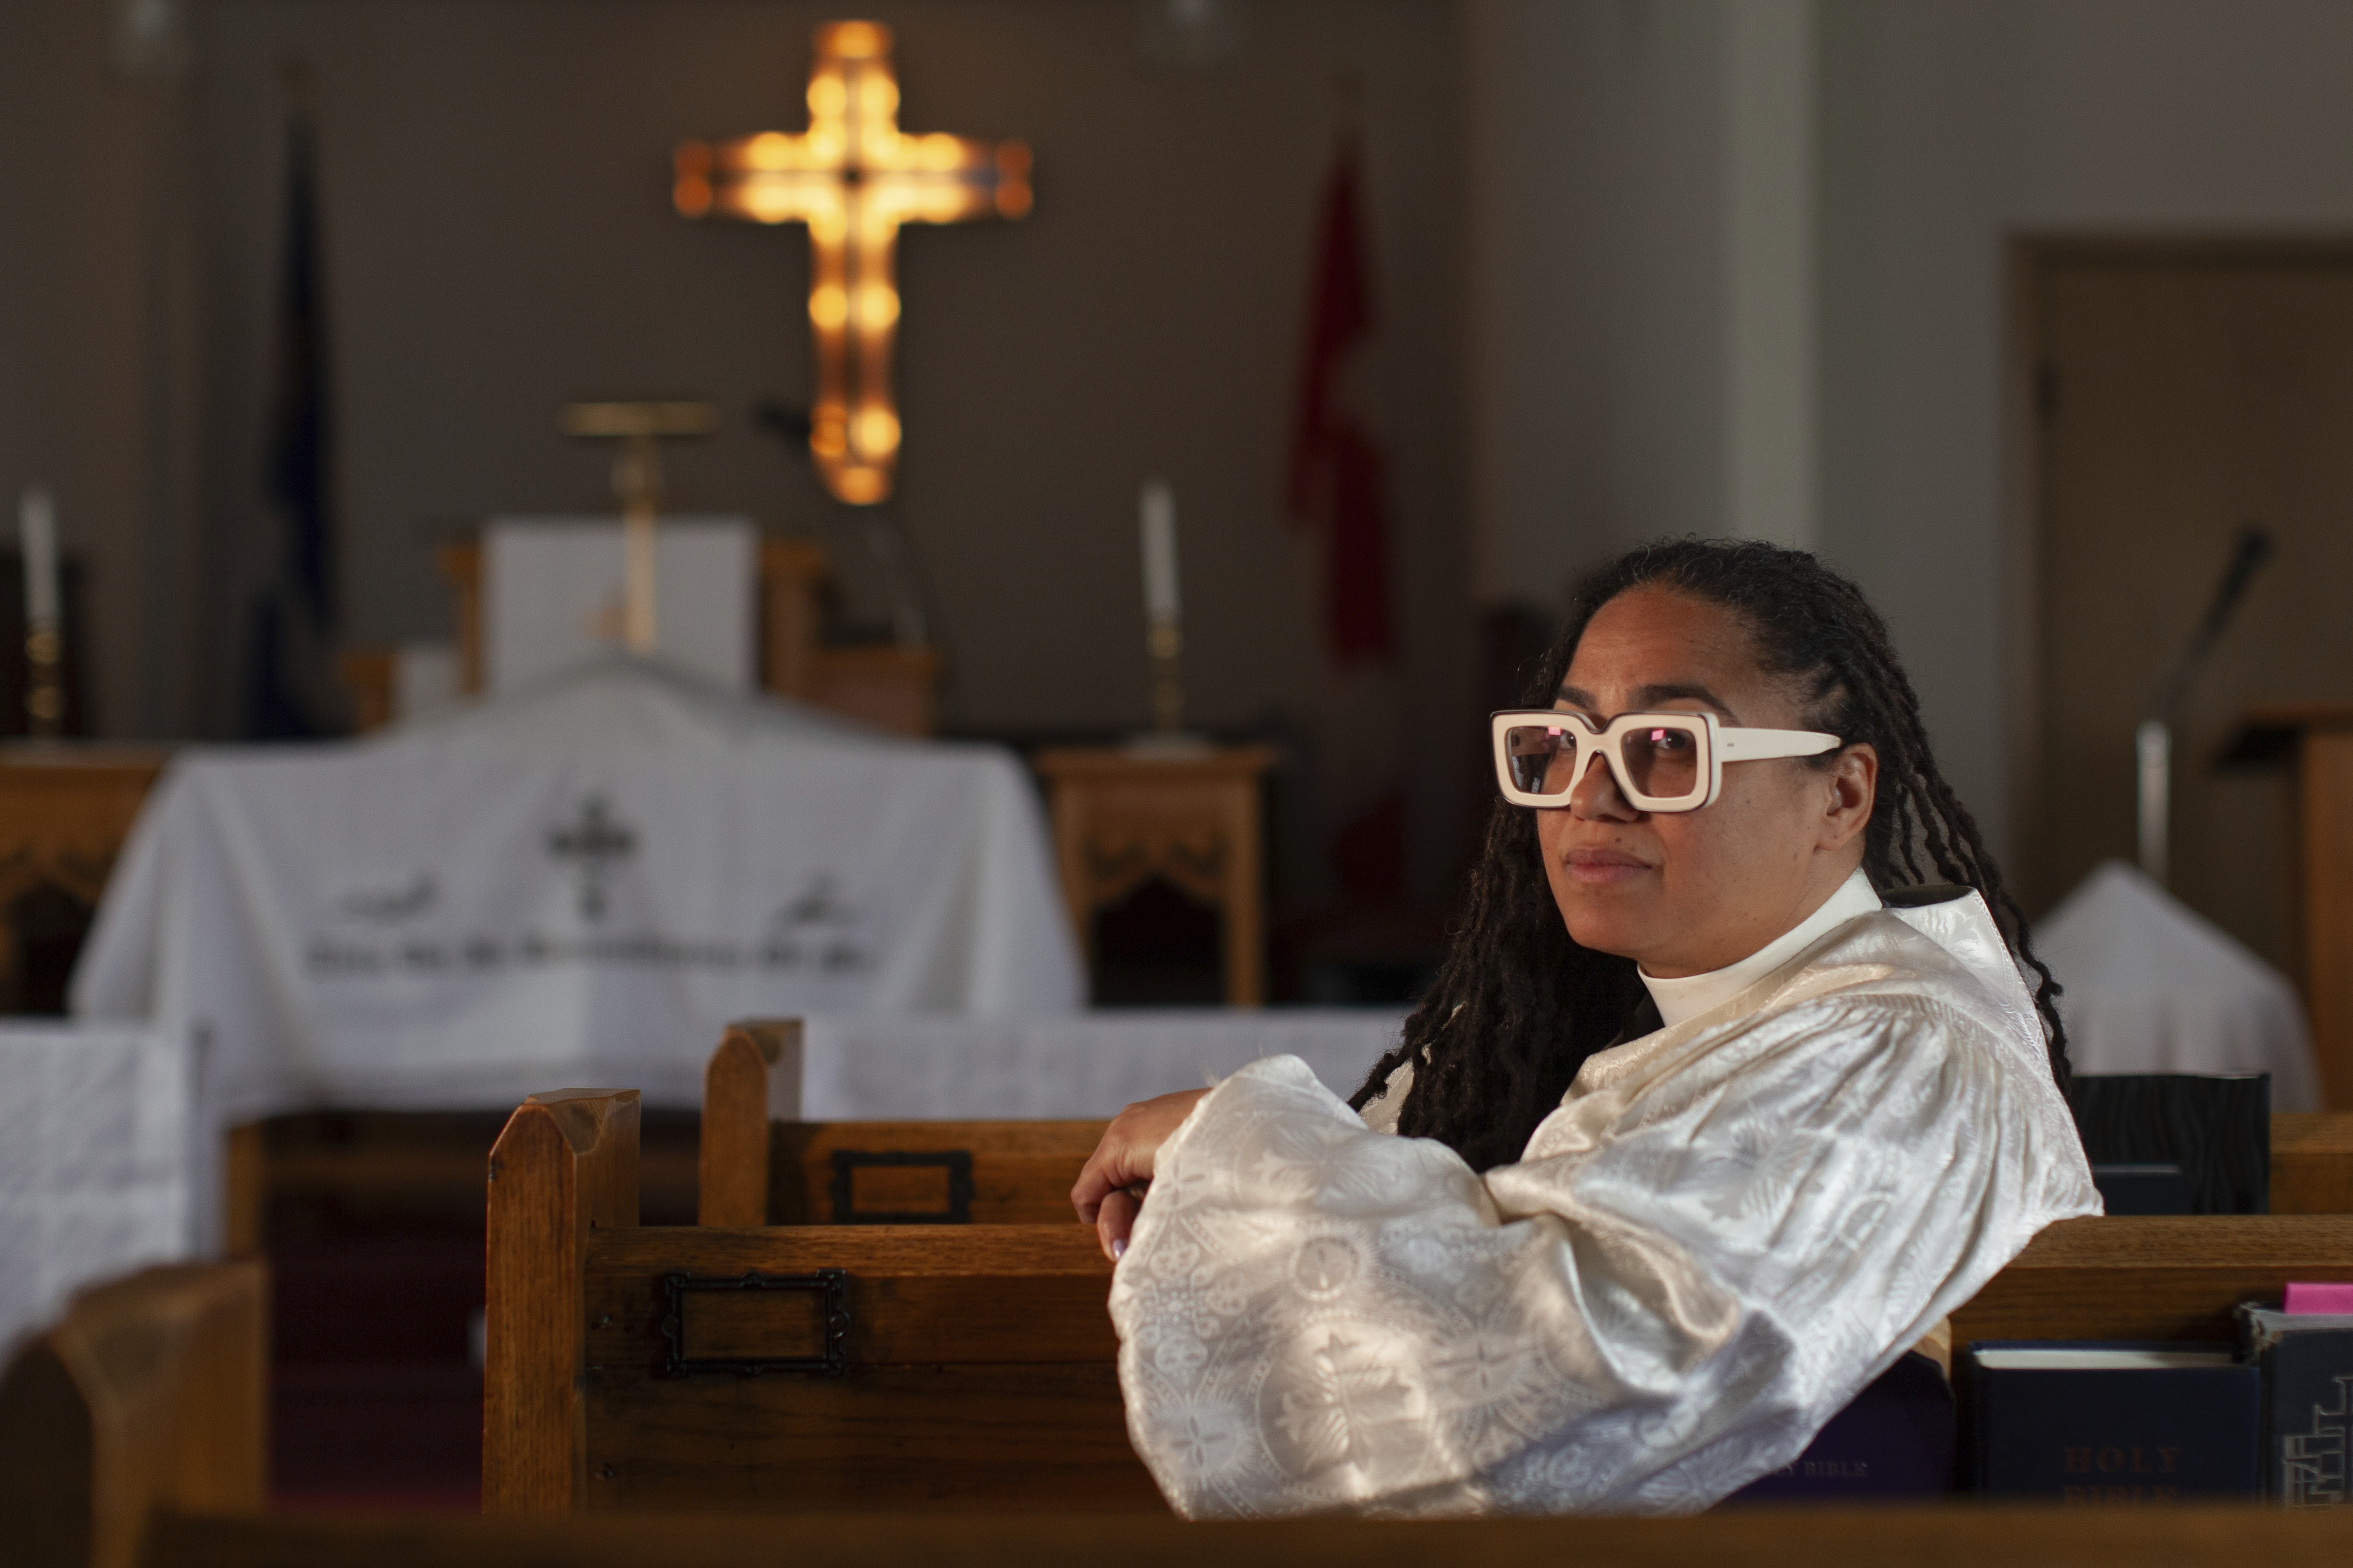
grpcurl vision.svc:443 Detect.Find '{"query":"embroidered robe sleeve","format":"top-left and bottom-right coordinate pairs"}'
top-left (1109, 994), bottom-right (2090, 1518)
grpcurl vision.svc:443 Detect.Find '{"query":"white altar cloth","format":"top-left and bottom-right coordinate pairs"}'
top-left (2037, 859), bottom-right (2323, 1111)
top-left (71, 658), bottom-right (1082, 1126)
top-left (796, 1009), bottom-right (1407, 1121)
top-left (0, 1023), bottom-right (196, 1356)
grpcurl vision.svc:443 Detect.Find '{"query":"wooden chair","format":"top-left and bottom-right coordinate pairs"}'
top-left (0, 1262), bottom-right (267, 1568)
top-left (698, 1019), bottom-right (1105, 1227)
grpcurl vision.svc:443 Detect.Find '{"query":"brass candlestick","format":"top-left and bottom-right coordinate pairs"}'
top-left (1148, 618), bottom-right (1184, 733)
top-left (24, 621), bottom-right (62, 738)
top-left (558, 401), bottom-right (717, 653)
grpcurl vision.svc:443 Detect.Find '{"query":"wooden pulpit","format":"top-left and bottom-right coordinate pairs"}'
top-left (2221, 704), bottom-right (2353, 1110)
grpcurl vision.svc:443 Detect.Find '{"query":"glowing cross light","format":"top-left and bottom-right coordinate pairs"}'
top-left (672, 21), bottom-right (1032, 505)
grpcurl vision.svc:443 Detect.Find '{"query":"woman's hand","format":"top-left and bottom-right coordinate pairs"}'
top-left (1071, 1087), bottom-right (1212, 1261)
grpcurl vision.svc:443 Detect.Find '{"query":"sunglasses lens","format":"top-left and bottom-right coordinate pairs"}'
top-left (1502, 724), bottom-right (1581, 797)
top-left (1619, 724), bottom-right (1700, 801)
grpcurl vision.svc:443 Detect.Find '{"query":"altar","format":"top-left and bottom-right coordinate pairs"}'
top-left (71, 657), bottom-right (1084, 1133)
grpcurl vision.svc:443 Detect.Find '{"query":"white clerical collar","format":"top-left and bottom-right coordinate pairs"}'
top-left (1639, 866), bottom-right (1883, 1029)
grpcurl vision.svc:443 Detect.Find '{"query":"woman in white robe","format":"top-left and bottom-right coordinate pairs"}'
top-left (1073, 538), bottom-right (2100, 1517)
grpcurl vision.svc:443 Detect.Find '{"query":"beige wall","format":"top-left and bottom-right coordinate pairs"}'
top-left (1819, 0), bottom-right (2353, 877)
top-left (1467, 0), bottom-right (2353, 882)
top-left (8, 0), bottom-right (1474, 903)
top-left (0, 0), bottom-right (202, 741)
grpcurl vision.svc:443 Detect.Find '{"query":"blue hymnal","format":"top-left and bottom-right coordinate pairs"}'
top-left (1969, 1341), bottom-right (2260, 1502)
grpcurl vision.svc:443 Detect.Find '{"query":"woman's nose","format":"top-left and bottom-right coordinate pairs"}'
top-left (1566, 747), bottom-right (1637, 820)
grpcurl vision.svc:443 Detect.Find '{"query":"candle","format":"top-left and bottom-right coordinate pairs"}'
top-left (1139, 478), bottom-right (1179, 625)
top-left (19, 486), bottom-right (59, 628)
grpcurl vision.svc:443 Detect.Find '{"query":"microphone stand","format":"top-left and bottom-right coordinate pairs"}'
top-left (2135, 528), bottom-right (2271, 885)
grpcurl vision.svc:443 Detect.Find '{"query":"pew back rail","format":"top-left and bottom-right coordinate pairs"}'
top-left (698, 1018), bottom-right (1107, 1227)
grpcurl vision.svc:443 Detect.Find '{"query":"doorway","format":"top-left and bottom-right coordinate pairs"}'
top-left (2023, 241), bottom-right (2353, 981)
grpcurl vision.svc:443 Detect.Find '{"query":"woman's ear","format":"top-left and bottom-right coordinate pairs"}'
top-left (1820, 743), bottom-right (1878, 852)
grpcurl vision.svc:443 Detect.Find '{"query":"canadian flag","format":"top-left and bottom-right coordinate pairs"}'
top-left (1286, 143), bottom-right (1404, 902)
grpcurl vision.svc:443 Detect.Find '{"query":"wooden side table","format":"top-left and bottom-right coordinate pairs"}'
top-left (0, 746), bottom-right (170, 1012)
top-left (1030, 745), bottom-right (1275, 1007)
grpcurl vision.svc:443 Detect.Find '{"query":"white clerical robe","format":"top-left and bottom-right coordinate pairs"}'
top-left (1108, 886), bottom-right (2100, 1517)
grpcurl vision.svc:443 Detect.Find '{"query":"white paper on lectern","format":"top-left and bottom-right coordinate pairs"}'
top-left (485, 516), bottom-right (755, 693)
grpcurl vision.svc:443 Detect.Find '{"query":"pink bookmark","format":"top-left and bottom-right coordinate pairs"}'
top-left (2283, 1282), bottom-right (2353, 1315)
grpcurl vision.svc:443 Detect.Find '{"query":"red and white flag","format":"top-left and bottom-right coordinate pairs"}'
top-left (1287, 144), bottom-right (1405, 903)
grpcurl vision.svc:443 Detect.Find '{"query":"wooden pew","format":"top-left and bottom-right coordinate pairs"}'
top-left (0, 1262), bottom-right (267, 1568)
top-left (7, 1226), bottom-right (2339, 1562)
top-left (698, 1019), bottom-right (1104, 1227)
top-left (6, 1242), bottom-right (2345, 1562)
top-left (502, 1083), bottom-right (2353, 1516)
top-left (488, 1086), bottom-right (1151, 1515)
top-left (2274, 1113), bottom-right (2353, 1213)
top-left (705, 1021), bottom-right (2353, 1224)
top-left (125, 1502), bottom-right (2353, 1568)
top-left (1952, 1213), bottom-right (2353, 1341)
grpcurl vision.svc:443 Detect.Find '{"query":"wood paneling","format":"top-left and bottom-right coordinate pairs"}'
top-left (2305, 728), bottom-right (2353, 1105)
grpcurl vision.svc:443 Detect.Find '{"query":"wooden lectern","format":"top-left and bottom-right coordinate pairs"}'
top-left (2221, 704), bottom-right (2353, 1110)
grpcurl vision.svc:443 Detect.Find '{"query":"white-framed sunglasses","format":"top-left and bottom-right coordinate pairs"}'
top-left (1490, 709), bottom-right (1842, 813)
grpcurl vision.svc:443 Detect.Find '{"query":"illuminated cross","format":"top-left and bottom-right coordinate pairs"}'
top-left (673, 20), bottom-right (1032, 505)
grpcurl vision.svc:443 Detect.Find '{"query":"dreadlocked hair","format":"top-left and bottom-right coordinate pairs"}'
top-left (1352, 537), bottom-right (2070, 1172)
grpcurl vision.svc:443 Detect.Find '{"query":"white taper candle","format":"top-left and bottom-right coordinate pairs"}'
top-left (19, 487), bottom-right (59, 627)
top-left (1140, 477), bottom-right (1179, 625)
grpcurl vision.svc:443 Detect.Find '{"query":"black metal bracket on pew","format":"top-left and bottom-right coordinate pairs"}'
top-left (659, 1269), bottom-right (850, 1377)
top-left (828, 1149), bottom-right (976, 1224)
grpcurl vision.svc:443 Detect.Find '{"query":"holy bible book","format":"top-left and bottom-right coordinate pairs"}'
top-left (2237, 1306), bottom-right (2353, 1506)
top-left (1728, 1350), bottom-right (1955, 1502)
top-left (1968, 1342), bottom-right (2261, 1502)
